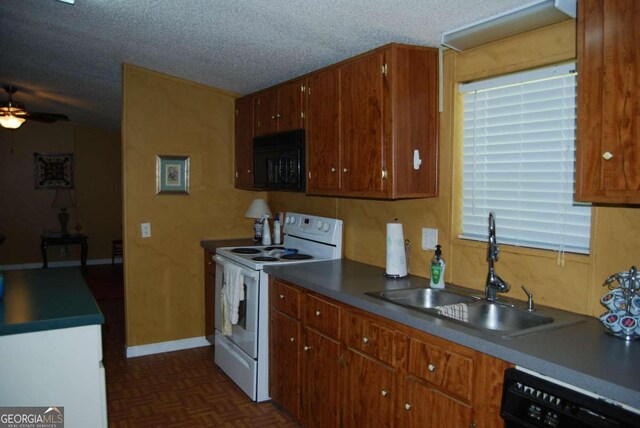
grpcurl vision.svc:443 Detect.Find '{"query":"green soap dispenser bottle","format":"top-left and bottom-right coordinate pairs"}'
top-left (429, 244), bottom-right (445, 289)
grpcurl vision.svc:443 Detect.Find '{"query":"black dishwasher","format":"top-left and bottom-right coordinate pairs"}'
top-left (501, 368), bottom-right (640, 427)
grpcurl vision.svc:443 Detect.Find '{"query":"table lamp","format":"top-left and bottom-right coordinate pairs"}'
top-left (245, 198), bottom-right (272, 241)
top-left (51, 189), bottom-right (75, 234)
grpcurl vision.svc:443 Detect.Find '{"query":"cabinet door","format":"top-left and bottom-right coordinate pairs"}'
top-left (254, 89), bottom-right (278, 136)
top-left (234, 95), bottom-right (254, 188)
top-left (278, 78), bottom-right (306, 132)
top-left (576, 0), bottom-right (640, 203)
top-left (303, 329), bottom-right (341, 428)
top-left (343, 348), bottom-right (394, 428)
top-left (402, 377), bottom-right (473, 428)
top-left (307, 69), bottom-right (341, 193)
top-left (204, 251), bottom-right (215, 344)
top-left (340, 52), bottom-right (386, 195)
top-left (269, 309), bottom-right (302, 419)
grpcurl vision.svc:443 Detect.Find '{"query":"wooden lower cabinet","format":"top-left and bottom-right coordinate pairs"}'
top-left (343, 348), bottom-right (395, 428)
top-left (303, 329), bottom-right (341, 428)
top-left (269, 278), bottom-right (511, 427)
top-left (270, 309), bottom-right (302, 419)
top-left (402, 377), bottom-right (473, 428)
top-left (204, 250), bottom-right (216, 344)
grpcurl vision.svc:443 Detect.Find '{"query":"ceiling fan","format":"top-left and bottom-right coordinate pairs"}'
top-left (0, 85), bottom-right (69, 130)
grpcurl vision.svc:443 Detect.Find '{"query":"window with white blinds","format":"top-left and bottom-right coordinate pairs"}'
top-left (459, 63), bottom-right (591, 254)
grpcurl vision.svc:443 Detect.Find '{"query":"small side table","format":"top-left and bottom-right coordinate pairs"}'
top-left (41, 232), bottom-right (88, 268)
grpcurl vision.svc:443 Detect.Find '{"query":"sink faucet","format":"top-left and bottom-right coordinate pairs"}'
top-left (486, 212), bottom-right (510, 301)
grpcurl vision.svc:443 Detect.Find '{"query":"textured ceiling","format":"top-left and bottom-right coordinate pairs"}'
top-left (0, 0), bottom-right (527, 130)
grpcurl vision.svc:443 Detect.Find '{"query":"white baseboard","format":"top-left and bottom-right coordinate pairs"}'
top-left (126, 336), bottom-right (210, 358)
top-left (0, 258), bottom-right (121, 270)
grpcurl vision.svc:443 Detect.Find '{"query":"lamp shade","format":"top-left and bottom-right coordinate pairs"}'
top-left (245, 198), bottom-right (271, 219)
top-left (0, 114), bottom-right (25, 129)
top-left (51, 188), bottom-right (75, 208)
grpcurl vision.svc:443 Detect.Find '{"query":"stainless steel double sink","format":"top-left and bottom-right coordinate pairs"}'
top-left (365, 287), bottom-right (586, 338)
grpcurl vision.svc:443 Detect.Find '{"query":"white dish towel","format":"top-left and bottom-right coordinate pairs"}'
top-left (221, 262), bottom-right (244, 336)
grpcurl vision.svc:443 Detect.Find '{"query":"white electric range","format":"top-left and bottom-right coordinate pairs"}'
top-left (212, 212), bottom-right (343, 402)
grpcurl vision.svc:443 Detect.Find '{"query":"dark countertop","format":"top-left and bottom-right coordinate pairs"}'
top-left (0, 268), bottom-right (104, 336)
top-left (200, 238), bottom-right (257, 253)
top-left (265, 259), bottom-right (640, 410)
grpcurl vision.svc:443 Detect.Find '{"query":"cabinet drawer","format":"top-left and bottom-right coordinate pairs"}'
top-left (344, 311), bottom-right (395, 365)
top-left (204, 251), bottom-right (215, 275)
top-left (272, 280), bottom-right (302, 319)
top-left (407, 336), bottom-right (474, 403)
top-left (304, 294), bottom-right (341, 339)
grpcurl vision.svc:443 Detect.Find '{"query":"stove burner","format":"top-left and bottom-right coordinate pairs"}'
top-left (231, 248), bottom-right (261, 254)
top-left (281, 253), bottom-right (313, 260)
top-left (252, 256), bottom-right (279, 262)
top-left (263, 246), bottom-right (285, 251)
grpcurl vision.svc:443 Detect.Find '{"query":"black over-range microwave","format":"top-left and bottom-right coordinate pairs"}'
top-left (253, 129), bottom-right (305, 191)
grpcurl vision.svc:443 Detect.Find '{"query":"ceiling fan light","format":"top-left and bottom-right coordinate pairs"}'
top-left (0, 114), bottom-right (26, 129)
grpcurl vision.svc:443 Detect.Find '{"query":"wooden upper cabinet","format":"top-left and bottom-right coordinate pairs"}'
top-left (340, 51), bottom-right (386, 195)
top-left (306, 69), bottom-right (341, 194)
top-left (278, 79), bottom-right (306, 132)
top-left (254, 78), bottom-right (306, 136)
top-left (306, 43), bottom-right (439, 199)
top-left (234, 95), bottom-right (254, 189)
top-left (576, 0), bottom-right (640, 203)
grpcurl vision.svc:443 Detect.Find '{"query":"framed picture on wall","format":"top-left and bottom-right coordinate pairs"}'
top-left (156, 155), bottom-right (190, 195)
top-left (34, 153), bottom-right (74, 189)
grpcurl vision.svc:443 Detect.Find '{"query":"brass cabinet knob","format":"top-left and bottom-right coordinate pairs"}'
top-left (602, 151), bottom-right (613, 161)
top-left (315, 310), bottom-right (321, 316)
top-left (290, 337), bottom-right (295, 342)
top-left (427, 363), bottom-right (437, 372)
top-left (381, 389), bottom-right (389, 397)
top-left (405, 403), bottom-right (412, 411)
top-left (279, 294), bottom-right (285, 299)
top-left (343, 168), bottom-right (349, 173)
top-left (304, 346), bottom-right (311, 351)
top-left (362, 336), bottom-right (369, 344)
top-left (331, 167), bottom-right (336, 172)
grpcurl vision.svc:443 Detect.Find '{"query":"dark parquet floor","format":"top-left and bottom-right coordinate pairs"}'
top-left (84, 265), bottom-right (298, 427)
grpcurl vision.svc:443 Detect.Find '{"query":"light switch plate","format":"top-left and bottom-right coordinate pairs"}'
top-left (422, 228), bottom-right (438, 250)
top-left (141, 222), bottom-right (151, 238)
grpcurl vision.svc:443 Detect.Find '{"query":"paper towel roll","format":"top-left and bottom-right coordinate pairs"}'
top-left (385, 222), bottom-right (407, 278)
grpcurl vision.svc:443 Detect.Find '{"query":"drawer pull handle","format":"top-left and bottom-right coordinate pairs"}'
top-left (304, 346), bottom-right (311, 351)
top-left (428, 363), bottom-right (437, 372)
top-left (279, 294), bottom-right (285, 299)
top-left (381, 389), bottom-right (389, 397)
top-left (315, 310), bottom-right (321, 316)
top-left (603, 151), bottom-right (613, 160)
top-left (405, 403), bottom-right (412, 411)
top-left (290, 337), bottom-right (295, 342)
top-left (362, 336), bottom-right (369, 344)
top-left (331, 167), bottom-right (336, 172)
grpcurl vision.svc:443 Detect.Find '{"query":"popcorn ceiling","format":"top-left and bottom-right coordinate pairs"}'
top-left (0, 0), bottom-right (526, 130)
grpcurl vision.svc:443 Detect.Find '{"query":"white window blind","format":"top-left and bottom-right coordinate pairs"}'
top-left (459, 63), bottom-right (591, 254)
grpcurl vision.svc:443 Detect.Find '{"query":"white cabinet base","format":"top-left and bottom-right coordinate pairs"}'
top-left (0, 325), bottom-right (107, 428)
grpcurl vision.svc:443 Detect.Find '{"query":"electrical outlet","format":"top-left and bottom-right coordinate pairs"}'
top-left (421, 228), bottom-right (438, 250)
top-left (141, 222), bottom-right (152, 238)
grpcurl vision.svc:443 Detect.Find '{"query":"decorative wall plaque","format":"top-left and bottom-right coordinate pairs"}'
top-left (34, 153), bottom-right (74, 189)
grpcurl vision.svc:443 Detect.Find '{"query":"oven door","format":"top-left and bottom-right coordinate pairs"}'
top-left (213, 255), bottom-right (260, 358)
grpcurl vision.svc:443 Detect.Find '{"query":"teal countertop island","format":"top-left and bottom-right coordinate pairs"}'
top-left (0, 267), bottom-right (104, 336)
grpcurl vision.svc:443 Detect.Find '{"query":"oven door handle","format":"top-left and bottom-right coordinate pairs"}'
top-left (213, 255), bottom-right (260, 280)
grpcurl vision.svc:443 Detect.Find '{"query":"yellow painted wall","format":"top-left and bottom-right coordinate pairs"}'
top-left (122, 65), bottom-right (263, 346)
top-left (0, 122), bottom-right (121, 265)
top-left (268, 20), bottom-right (640, 317)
